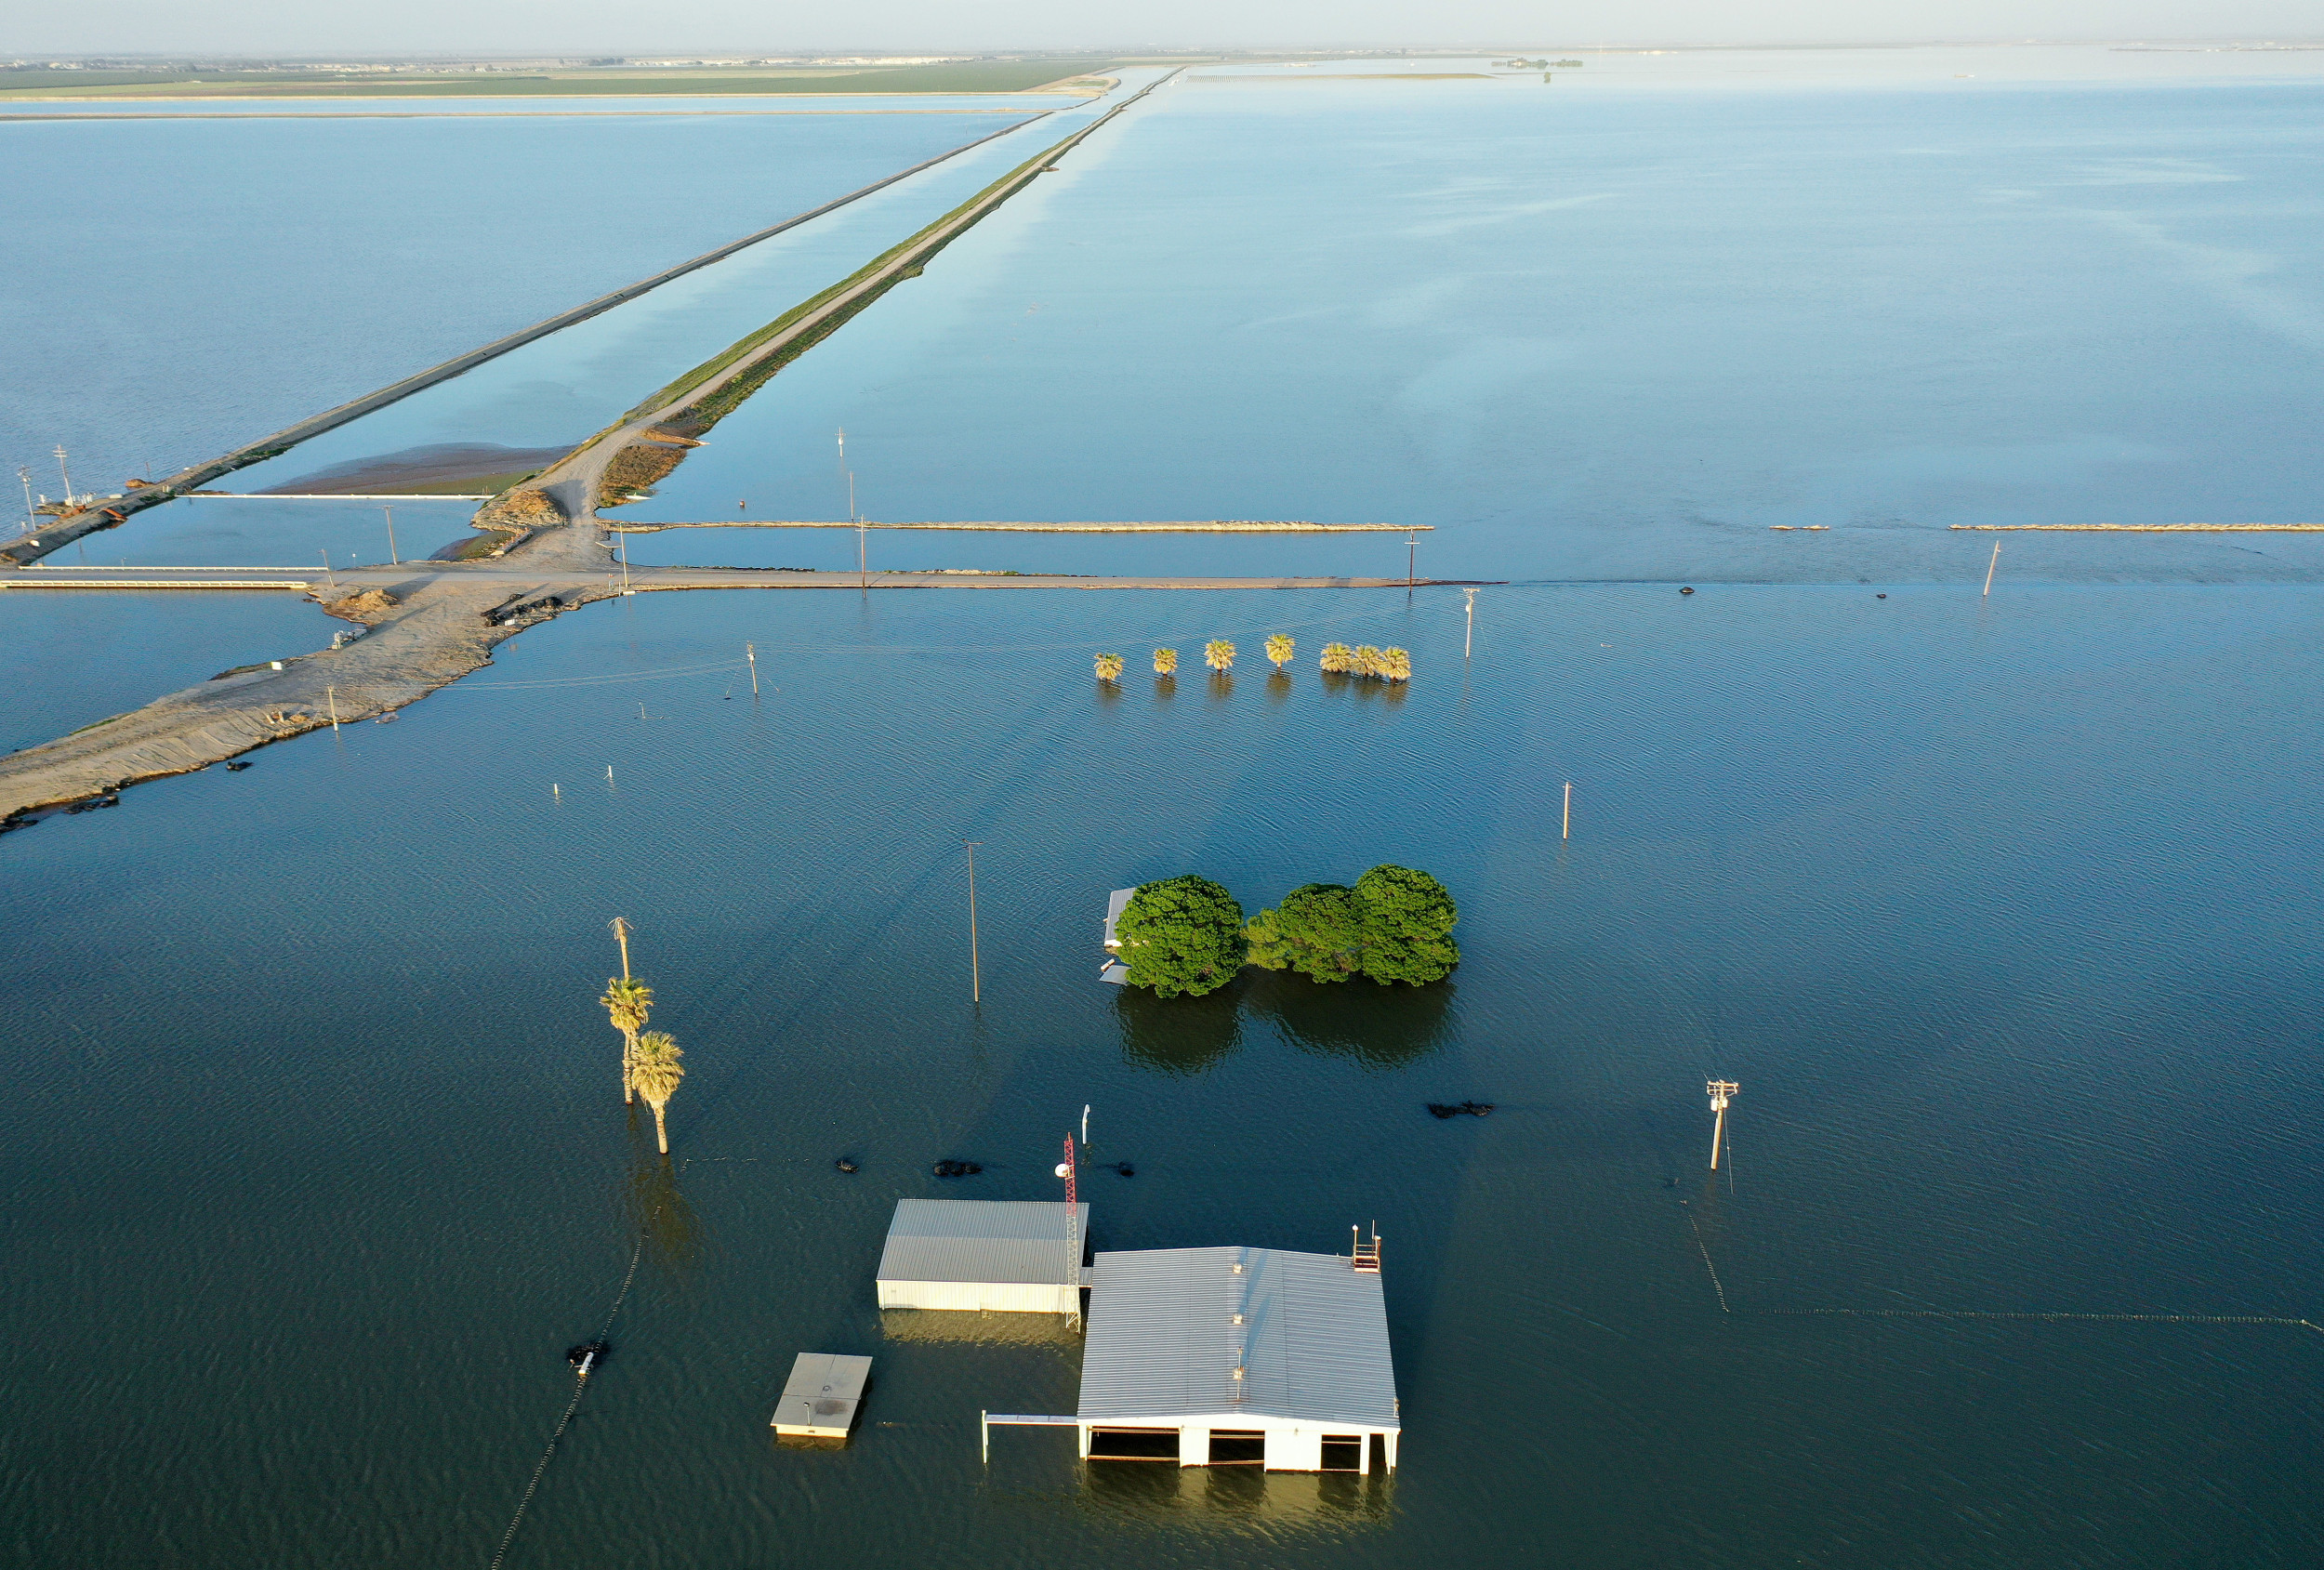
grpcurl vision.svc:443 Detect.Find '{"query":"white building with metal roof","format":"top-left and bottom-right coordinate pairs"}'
top-left (1070, 1244), bottom-right (1399, 1473)
top-left (876, 1198), bottom-right (1089, 1315)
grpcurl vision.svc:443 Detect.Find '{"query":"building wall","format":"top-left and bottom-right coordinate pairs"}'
top-left (876, 1279), bottom-right (1076, 1314)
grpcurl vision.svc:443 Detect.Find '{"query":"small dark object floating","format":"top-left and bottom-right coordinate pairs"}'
top-left (225, 761), bottom-right (252, 772)
top-left (834, 1158), bottom-right (858, 1174)
top-left (1877, 592), bottom-right (1887, 599)
top-left (1113, 1162), bottom-right (1135, 1178)
top-left (932, 1159), bottom-right (983, 1178)
top-left (1680, 587), bottom-right (1695, 595)
top-left (566, 1340), bottom-right (610, 1372)
top-left (1426, 1102), bottom-right (1496, 1119)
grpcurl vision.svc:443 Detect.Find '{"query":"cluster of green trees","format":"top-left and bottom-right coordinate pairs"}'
top-left (1320, 643), bottom-right (1411, 681)
top-left (599, 927), bottom-right (687, 1154)
top-left (1114, 865), bottom-right (1459, 998)
top-left (1092, 635), bottom-right (1411, 683)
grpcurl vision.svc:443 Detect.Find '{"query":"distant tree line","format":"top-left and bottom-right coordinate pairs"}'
top-left (1114, 865), bottom-right (1459, 998)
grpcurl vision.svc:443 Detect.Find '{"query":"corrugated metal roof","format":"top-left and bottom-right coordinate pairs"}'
top-left (876, 1199), bottom-right (1089, 1287)
top-left (1076, 1247), bottom-right (1399, 1430)
top-left (1103, 888), bottom-right (1135, 949)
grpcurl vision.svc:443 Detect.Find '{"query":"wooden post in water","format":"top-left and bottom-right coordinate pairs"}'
top-left (964, 840), bottom-right (984, 1004)
top-left (1983, 541), bottom-right (2000, 598)
top-left (1562, 782), bottom-right (1572, 840)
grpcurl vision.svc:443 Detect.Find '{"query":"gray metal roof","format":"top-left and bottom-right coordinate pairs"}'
top-left (1103, 888), bottom-right (1135, 949)
top-left (876, 1199), bottom-right (1089, 1286)
top-left (1076, 1247), bottom-right (1399, 1430)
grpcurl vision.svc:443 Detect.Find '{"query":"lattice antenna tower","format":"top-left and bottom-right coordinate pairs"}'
top-left (1056, 1132), bottom-right (1081, 1328)
top-left (1706, 1080), bottom-right (1738, 1170)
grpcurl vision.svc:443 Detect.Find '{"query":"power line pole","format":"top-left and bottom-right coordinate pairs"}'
top-left (326, 684), bottom-right (339, 732)
top-left (1707, 1080), bottom-right (1737, 1169)
top-left (1464, 587), bottom-right (1477, 660)
top-left (964, 840), bottom-right (983, 1003)
top-left (852, 470), bottom-right (865, 590)
top-left (1982, 540), bottom-right (2000, 598)
top-left (1562, 781), bottom-right (1572, 840)
top-left (53, 446), bottom-right (73, 508)
top-left (1406, 529), bottom-right (1418, 600)
top-left (16, 467), bottom-right (33, 531)
top-left (320, 548), bottom-right (336, 590)
top-left (746, 641), bottom-right (759, 695)
top-left (383, 507), bottom-right (398, 564)
top-left (609, 917), bottom-right (633, 981)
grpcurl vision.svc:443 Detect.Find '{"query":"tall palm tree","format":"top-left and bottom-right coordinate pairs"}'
top-left (1204, 640), bottom-right (1235, 673)
top-left (1265, 634), bottom-right (1294, 669)
top-left (1094, 652), bottom-right (1124, 682)
top-left (630, 1031), bottom-right (685, 1154)
top-left (1381, 647), bottom-right (1412, 682)
top-left (601, 977), bottom-right (654, 1103)
top-left (1154, 648), bottom-right (1178, 677)
top-left (1320, 641), bottom-right (1353, 674)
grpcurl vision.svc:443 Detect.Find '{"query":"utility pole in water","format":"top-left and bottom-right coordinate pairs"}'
top-left (16, 467), bottom-right (33, 531)
top-left (963, 841), bottom-right (984, 1003)
top-left (1707, 1080), bottom-right (1737, 1169)
top-left (383, 507), bottom-right (398, 565)
top-left (746, 641), bottom-right (759, 695)
top-left (53, 446), bottom-right (73, 508)
top-left (1983, 541), bottom-right (2000, 598)
top-left (1464, 587), bottom-right (1477, 660)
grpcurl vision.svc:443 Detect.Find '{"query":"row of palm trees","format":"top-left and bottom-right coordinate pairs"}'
top-left (600, 919), bottom-right (686, 1154)
top-left (1092, 634), bottom-right (1409, 683)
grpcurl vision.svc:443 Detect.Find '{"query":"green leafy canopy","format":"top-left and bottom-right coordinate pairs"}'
top-left (1116, 875), bottom-right (1248, 999)
top-left (1244, 883), bottom-right (1364, 982)
top-left (1354, 864), bottom-right (1460, 986)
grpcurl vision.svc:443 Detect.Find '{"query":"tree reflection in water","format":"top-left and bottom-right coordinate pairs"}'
top-left (1115, 976), bottom-right (1244, 1075)
top-left (625, 1115), bottom-right (706, 1275)
top-left (1116, 970), bottom-right (1450, 1075)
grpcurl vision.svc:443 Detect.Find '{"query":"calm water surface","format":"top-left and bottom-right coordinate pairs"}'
top-left (4, 583), bottom-right (2320, 1566)
top-left (5, 60), bottom-right (2322, 1570)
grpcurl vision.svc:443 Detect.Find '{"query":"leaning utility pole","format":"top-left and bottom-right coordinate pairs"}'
top-left (1464, 587), bottom-right (1477, 659)
top-left (1706, 1080), bottom-right (1738, 1169)
top-left (383, 507), bottom-right (399, 565)
top-left (609, 917), bottom-right (634, 981)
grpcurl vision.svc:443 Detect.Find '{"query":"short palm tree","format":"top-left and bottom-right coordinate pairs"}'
top-left (601, 977), bottom-right (654, 1103)
top-left (1353, 644), bottom-right (1384, 679)
top-left (629, 1031), bottom-right (685, 1154)
top-left (1154, 648), bottom-right (1178, 677)
top-left (1380, 647), bottom-right (1412, 681)
top-left (1094, 652), bottom-right (1124, 682)
top-left (1204, 640), bottom-right (1235, 673)
top-left (1265, 634), bottom-right (1294, 669)
top-left (1320, 641), bottom-right (1353, 674)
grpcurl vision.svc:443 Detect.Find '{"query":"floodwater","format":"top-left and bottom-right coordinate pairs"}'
top-left (0, 105), bottom-right (1043, 483)
top-left (7, 582), bottom-right (2321, 1567)
top-left (5, 50), bottom-right (2323, 1570)
top-left (624, 66), bottom-right (2324, 585)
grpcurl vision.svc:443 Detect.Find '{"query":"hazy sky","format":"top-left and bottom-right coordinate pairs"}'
top-left (7, 1), bottom-right (2320, 57)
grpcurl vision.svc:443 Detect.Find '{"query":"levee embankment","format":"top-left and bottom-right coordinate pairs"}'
top-left (0, 113), bottom-right (1047, 568)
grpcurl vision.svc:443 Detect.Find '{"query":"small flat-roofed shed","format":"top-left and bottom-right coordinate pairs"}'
top-left (1103, 888), bottom-right (1135, 950)
top-left (1075, 1246), bottom-right (1400, 1472)
top-left (876, 1198), bottom-right (1090, 1315)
